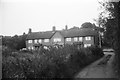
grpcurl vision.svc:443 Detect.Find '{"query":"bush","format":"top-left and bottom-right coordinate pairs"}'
top-left (2, 45), bottom-right (104, 79)
top-left (88, 46), bottom-right (104, 57)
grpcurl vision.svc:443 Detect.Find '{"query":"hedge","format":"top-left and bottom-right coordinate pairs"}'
top-left (2, 45), bottom-right (104, 78)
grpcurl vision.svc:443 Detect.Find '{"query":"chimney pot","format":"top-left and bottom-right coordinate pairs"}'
top-left (28, 28), bottom-right (32, 33)
top-left (65, 25), bottom-right (68, 30)
top-left (52, 26), bottom-right (56, 31)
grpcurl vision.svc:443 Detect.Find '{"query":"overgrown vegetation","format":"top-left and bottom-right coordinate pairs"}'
top-left (96, 1), bottom-right (119, 78)
top-left (2, 34), bottom-right (27, 50)
top-left (2, 45), bottom-right (104, 79)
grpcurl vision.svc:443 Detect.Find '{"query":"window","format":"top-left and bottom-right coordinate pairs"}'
top-left (66, 38), bottom-right (71, 41)
top-left (28, 40), bottom-right (32, 43)
top-left (85, 36), bottom-right (91, 40)
top-left (28, 46), bottom-right (34, 50)
top-left (34, 39), bottom-right (38, 43)
top-left (53, 38), bottom-right (61, 42)
top-left (44, 39), bottom-right (49, 42)
top-left (79, 37), bottom-right (82, 41)
top-left (28, 47), bottom-right (31, 49)
top-left (38, 39), bottom-right (42, 43)
top-left (31, 46), bottom-right (34, 50)
top-left (84, 44), bottom-right (91, 48)
top-left (74, 37), bottom-right (78, 41)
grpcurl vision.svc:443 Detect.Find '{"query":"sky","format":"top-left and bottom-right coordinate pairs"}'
top-left (0, 0), bottom-right (102, 36)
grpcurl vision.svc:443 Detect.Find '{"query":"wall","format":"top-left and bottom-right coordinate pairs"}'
top-left (50, 32), bottom-right (64, 45)
top-left (26, 40), bottom-right (34, 49)
top-left (64, 36), bottom-right (96, 46)
top-left (26, 34), bottom-right (99, 49)
top-left (83, 36), bottom-right (94, 45)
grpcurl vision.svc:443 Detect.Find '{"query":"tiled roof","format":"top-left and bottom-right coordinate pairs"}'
top-left (60, 28), bottom-right (98, 38)
top-left (26, 28), bottom-right (98, 40)
top-left (26, 31), bottom-right (56, 40)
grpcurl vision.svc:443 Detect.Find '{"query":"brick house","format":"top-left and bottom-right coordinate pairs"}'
top-left (26, 26), bottom-right (99, 50)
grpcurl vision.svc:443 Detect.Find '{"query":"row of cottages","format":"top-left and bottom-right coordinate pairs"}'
top-left (26, 26), bottom-right (99, 50)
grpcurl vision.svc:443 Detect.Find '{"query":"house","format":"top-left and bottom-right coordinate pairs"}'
top-left (26, 26), bottom-right (99, 50)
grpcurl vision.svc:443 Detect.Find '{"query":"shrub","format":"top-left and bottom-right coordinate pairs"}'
top-left (2, 45), bottom-right (104, 79)
top-left (88, 46), bottom-right (104, 58)
top-left (2, 46), bottom-right (17, 57)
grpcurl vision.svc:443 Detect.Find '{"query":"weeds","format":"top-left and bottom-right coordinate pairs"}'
top-left (2, 45), bottom-right (104, 79)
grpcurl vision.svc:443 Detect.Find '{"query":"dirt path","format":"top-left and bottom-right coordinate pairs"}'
top-left (75, 51), bottom-right (118, 78)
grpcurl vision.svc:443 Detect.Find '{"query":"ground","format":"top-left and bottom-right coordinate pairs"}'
top-left (75, 49), bottom-right (118, 78)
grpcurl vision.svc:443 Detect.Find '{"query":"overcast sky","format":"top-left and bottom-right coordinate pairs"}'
top-left (0, 0), bottom-right (102, 36)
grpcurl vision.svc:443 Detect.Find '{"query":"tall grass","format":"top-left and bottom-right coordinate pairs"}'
top-left (2, 45), bottom-right (104, 79)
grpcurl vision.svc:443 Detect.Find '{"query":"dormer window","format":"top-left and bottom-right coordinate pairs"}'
top-left (85, 36), bottom-right (91, 40)
top-left (28, 40), bottom-right (32, 43)
top-left (44, 39), bottom-right (49, 42)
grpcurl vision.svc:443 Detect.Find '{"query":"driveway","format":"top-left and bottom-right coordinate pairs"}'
top-left (75, 50), bottom-right (118, 78)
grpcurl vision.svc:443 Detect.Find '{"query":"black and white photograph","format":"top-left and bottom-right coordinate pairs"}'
top-left (0, 0), bottom-right (119, 79)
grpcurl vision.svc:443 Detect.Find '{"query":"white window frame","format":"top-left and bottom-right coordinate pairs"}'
top-left (79, 37), bottom-right (83, 42)
top-left (44, 39), bottom-right (49, 42)
top-left (84, 44), bottom-right (91, 48)
top-left (85, 36), bottom-right (91, 40)
top-left (74, 37), bottom-right (78, 41)
top-left (66, 38), bottom-right (71, 42)
top-left (38, 39), bottom-right (42, 43)
top-left (28, 40), bottom-right (32, 43)
top-left (53, 38), bottom-right (61, 42)
top-left (34, 39), bottom-right (38, 43)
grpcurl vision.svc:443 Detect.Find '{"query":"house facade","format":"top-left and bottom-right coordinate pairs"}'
top-left (26, 26), bottom-right (99, 50)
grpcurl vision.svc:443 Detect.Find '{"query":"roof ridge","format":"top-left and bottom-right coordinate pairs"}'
top-left (26, 28), bottom-right (98, 40)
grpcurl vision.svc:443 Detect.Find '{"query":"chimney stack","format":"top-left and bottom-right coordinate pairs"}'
top-left (65, 25), bottom-right (68, 30)
top-left (52, 26), bottom-right (56, 31)
top-left (28, 28), bottom-right (32, 34)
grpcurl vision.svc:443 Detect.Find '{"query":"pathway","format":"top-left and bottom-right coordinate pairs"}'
top-left (75, 50), bottom-right (118, 78)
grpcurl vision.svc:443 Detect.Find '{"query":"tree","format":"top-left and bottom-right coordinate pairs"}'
top-left (81, 22), bottom-right (104, 32)
top-left (2, 34), bottom-right (27, 50)
top-left (81, 22), bottom-right (95, 28)
top-left (96, 1), bottom-right (119, 77)
top-left (96, 1), bottom-right (119, 49)
top-left (17, 34), bottom-right (27, 50)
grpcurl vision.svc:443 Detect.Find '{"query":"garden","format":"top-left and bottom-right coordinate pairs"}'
top-left (2, 45), bottom-right (104, 79)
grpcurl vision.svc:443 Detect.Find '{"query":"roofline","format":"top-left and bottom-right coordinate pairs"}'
top-left (26, 29), bottom-right (99, 40)
top-left (64, 35), bottom-right (98, 38)
top-left (26, 34), bottom-right (98, 40)
top-left (49, 31), bottom-right (57, 39)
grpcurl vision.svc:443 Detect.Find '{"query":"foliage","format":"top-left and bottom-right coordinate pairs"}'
top-left (2, 45), bottom-right (104, 79)
top-left (96, 1), bottom-right (119, 48)
top-left (80, 22), bottom-right (104, 33)
top-left (2, 34), bottom-right (27, 50)
top-left (96, 1), bottom-right (119, 77)
top-left (81, 22), bottom-right (96, 29)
